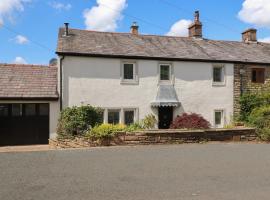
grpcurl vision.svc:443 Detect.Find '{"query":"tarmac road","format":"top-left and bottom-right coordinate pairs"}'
top-left (1, 144), bottom-right (270, 200)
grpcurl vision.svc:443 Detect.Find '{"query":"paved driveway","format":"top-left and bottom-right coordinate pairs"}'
top-left (1, 144), bottom-right (270, 200)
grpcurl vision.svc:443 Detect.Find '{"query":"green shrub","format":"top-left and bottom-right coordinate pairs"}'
top-left (57, 105), bottom-right (103, 139)
top-left (142, 114), bottom-right (157, 129)
top-left (239, 92), bottom-right (270, 121)
top-left (125, 122), bottom-right (143, 132)
top-left (86, 124), bottom-right (126, 139)
top-left (248, 106), bottom-right (270, 141)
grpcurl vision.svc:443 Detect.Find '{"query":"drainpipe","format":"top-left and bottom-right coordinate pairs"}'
top-left (59, 55), bottom-right (65, 111)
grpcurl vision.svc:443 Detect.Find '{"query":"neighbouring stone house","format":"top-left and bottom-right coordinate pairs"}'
top-left (56, 11), bottom-right (270, 130)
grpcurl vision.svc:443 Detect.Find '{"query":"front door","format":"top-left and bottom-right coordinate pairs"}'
top-left (158, 107), bottom-right (173, 129)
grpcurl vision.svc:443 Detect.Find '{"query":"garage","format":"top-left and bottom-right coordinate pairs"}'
top-left (0, 64), bottom-right (59, 146)
top-left (0, 103), bottom-right (50, 146)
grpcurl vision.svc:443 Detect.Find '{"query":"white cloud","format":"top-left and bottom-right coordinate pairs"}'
top-left (259, 37), bottom-right (270, 43)
top-left (166, 19), bottom-right (192, 36)
top-left (238, 0), bottom-right (270, 28)
top-left (14, 34), bottom-right (29, 44)
top-left (49, 2), bottom-right (71, 11)
top-left (13, 56), bottom-right (27, 64)
top-left (83, 0), bottom-right (127, 31)
top-left (0, 0), bottom-right (30, 25)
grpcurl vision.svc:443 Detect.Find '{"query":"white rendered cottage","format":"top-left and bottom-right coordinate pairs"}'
top-left (56, 12), bottom-right (270, 129)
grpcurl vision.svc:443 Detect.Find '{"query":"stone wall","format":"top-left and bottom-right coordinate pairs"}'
top-left (49, 128), bottom-right (256, 149)
top-left (234, 64), bottom-right (270, 115)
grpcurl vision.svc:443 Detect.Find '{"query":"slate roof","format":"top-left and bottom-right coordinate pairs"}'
top-left (0, 64), bottom-right (58, 99)
top-left (57, 28), bottom-right (270, 64)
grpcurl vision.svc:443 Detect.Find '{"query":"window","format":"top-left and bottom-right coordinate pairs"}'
top-left (108, 110), bottom-right (120, 124)
top-left (0, 104), bottom-right (9, 117)
top-left (214, 110), bottom-right (223, 128)
top-left (39, 104), bottom-right (49, 116)
top-left (160, 64), bottom-right (171, 81)
top-left (124, 110), bottom-right (134, 125)
top-left (121, 62), bottom-right (138, 84)
top-left (12, 104), bottom-right (22, 116)
top-left (252, 68), bottom-right (265, 83)
top-left (25, 104), bottom-right (36, 116)
top-left (123, 63), bottom-right (134, 80)
top-left (213, 65), bottom-right (225, 84)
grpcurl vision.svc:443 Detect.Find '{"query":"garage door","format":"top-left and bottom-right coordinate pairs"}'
top-left (0, 103), bottom-right (49, 146)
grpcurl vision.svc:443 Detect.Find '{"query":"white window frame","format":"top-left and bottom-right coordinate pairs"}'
top-left (103, 108), bottom-right (139, 124)
top-left (158, 63), bottom-right (174, 84)
top-left (123, 109), bottom-right (137, 125)
top-left (120, 61), bottom-right (138, 84)
top-left (214, 109), bottom-right (225, 128)
top-left (212, 64), bottom-right (226, 86)
top-left (107, 109), bottom-right (121, 124)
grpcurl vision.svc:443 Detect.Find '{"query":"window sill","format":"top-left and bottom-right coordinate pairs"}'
top-left (212, 82), bottom-right (226, 87)
top-left (120, 80), bottom-right (139, 85)
top-left (251, 82), bottom-right (265, 84)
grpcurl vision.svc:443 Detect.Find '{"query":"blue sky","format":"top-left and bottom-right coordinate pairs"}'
top-left (0, 0), bottom-right (269, 65)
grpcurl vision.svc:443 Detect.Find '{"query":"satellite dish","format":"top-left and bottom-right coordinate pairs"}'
top-left (49, 58), bottom-right (57, 66)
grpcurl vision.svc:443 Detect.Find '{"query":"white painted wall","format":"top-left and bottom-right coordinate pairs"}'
top-left (0, 100), bottom-right (60, 139)
top-left (62, 56), bottom-right (234, 127)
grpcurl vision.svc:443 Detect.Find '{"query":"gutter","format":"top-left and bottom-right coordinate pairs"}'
top-left (56, 52), bottom-right (270, 66)
top-left (0, 97), bottom-right (59, 101)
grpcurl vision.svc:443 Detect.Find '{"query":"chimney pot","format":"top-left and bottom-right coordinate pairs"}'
top-left (194, 10), bottom-right (200, 22)
top-left (188, 11), bottom-right (202, 38)
top-left (64, 23), bottom-right (69, 36)
top-left (130, 22), bottom-right (139, 35)
top-left (242, 28), bottom-right (257, 43)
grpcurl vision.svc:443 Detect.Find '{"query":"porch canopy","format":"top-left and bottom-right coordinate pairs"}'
top-left (151, 85), bottom-right (180, 107)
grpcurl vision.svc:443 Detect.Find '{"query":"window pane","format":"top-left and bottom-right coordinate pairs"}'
top-left (258, 69), bottom-right (265, 83)
top-left (25, 104), bottom-right (36, 116)
top-left (252, 70), bottom-right (257, 82)
top-left (108, 111), bottom-right (120, 124)
top-left (124, 64), bottom-right (134, 80)
top-left (215, 111), bottom-right (222, 125)
top-left (39, 104), bottom-right (49, 116)
top-left (124, 111), bottom-right (134, 125)
top-left (213, 67), bottom-right (222, 82)
top-left (160, 65), bottom-right (170, 80)
top-left (252, 68), bottom-right (265, 83)
top-left (0, 104), bottom-right (9, 117)
top-left (12, 104), bottom-right (22, 116)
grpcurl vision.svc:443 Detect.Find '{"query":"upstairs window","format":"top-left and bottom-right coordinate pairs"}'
top-left (160, 64), bottom-right (171, 81)
top-left (121, 62), bottom-right (138, 84)
top-left (123, 63), bottom-right (134, 80)
top-left (252, 68), bottom-right (265, 83)
top-left (213, 65), bottom-right (225, 85)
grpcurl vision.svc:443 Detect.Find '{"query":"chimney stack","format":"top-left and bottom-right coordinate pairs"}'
top-left (188, 11), bottom-right (202, 38)
top-left (130, 22), bottom-right (139, 35)
top-left (242, 28), bottom-right (257, 43)
top-left (64, 23), bottom-right (69, 37)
